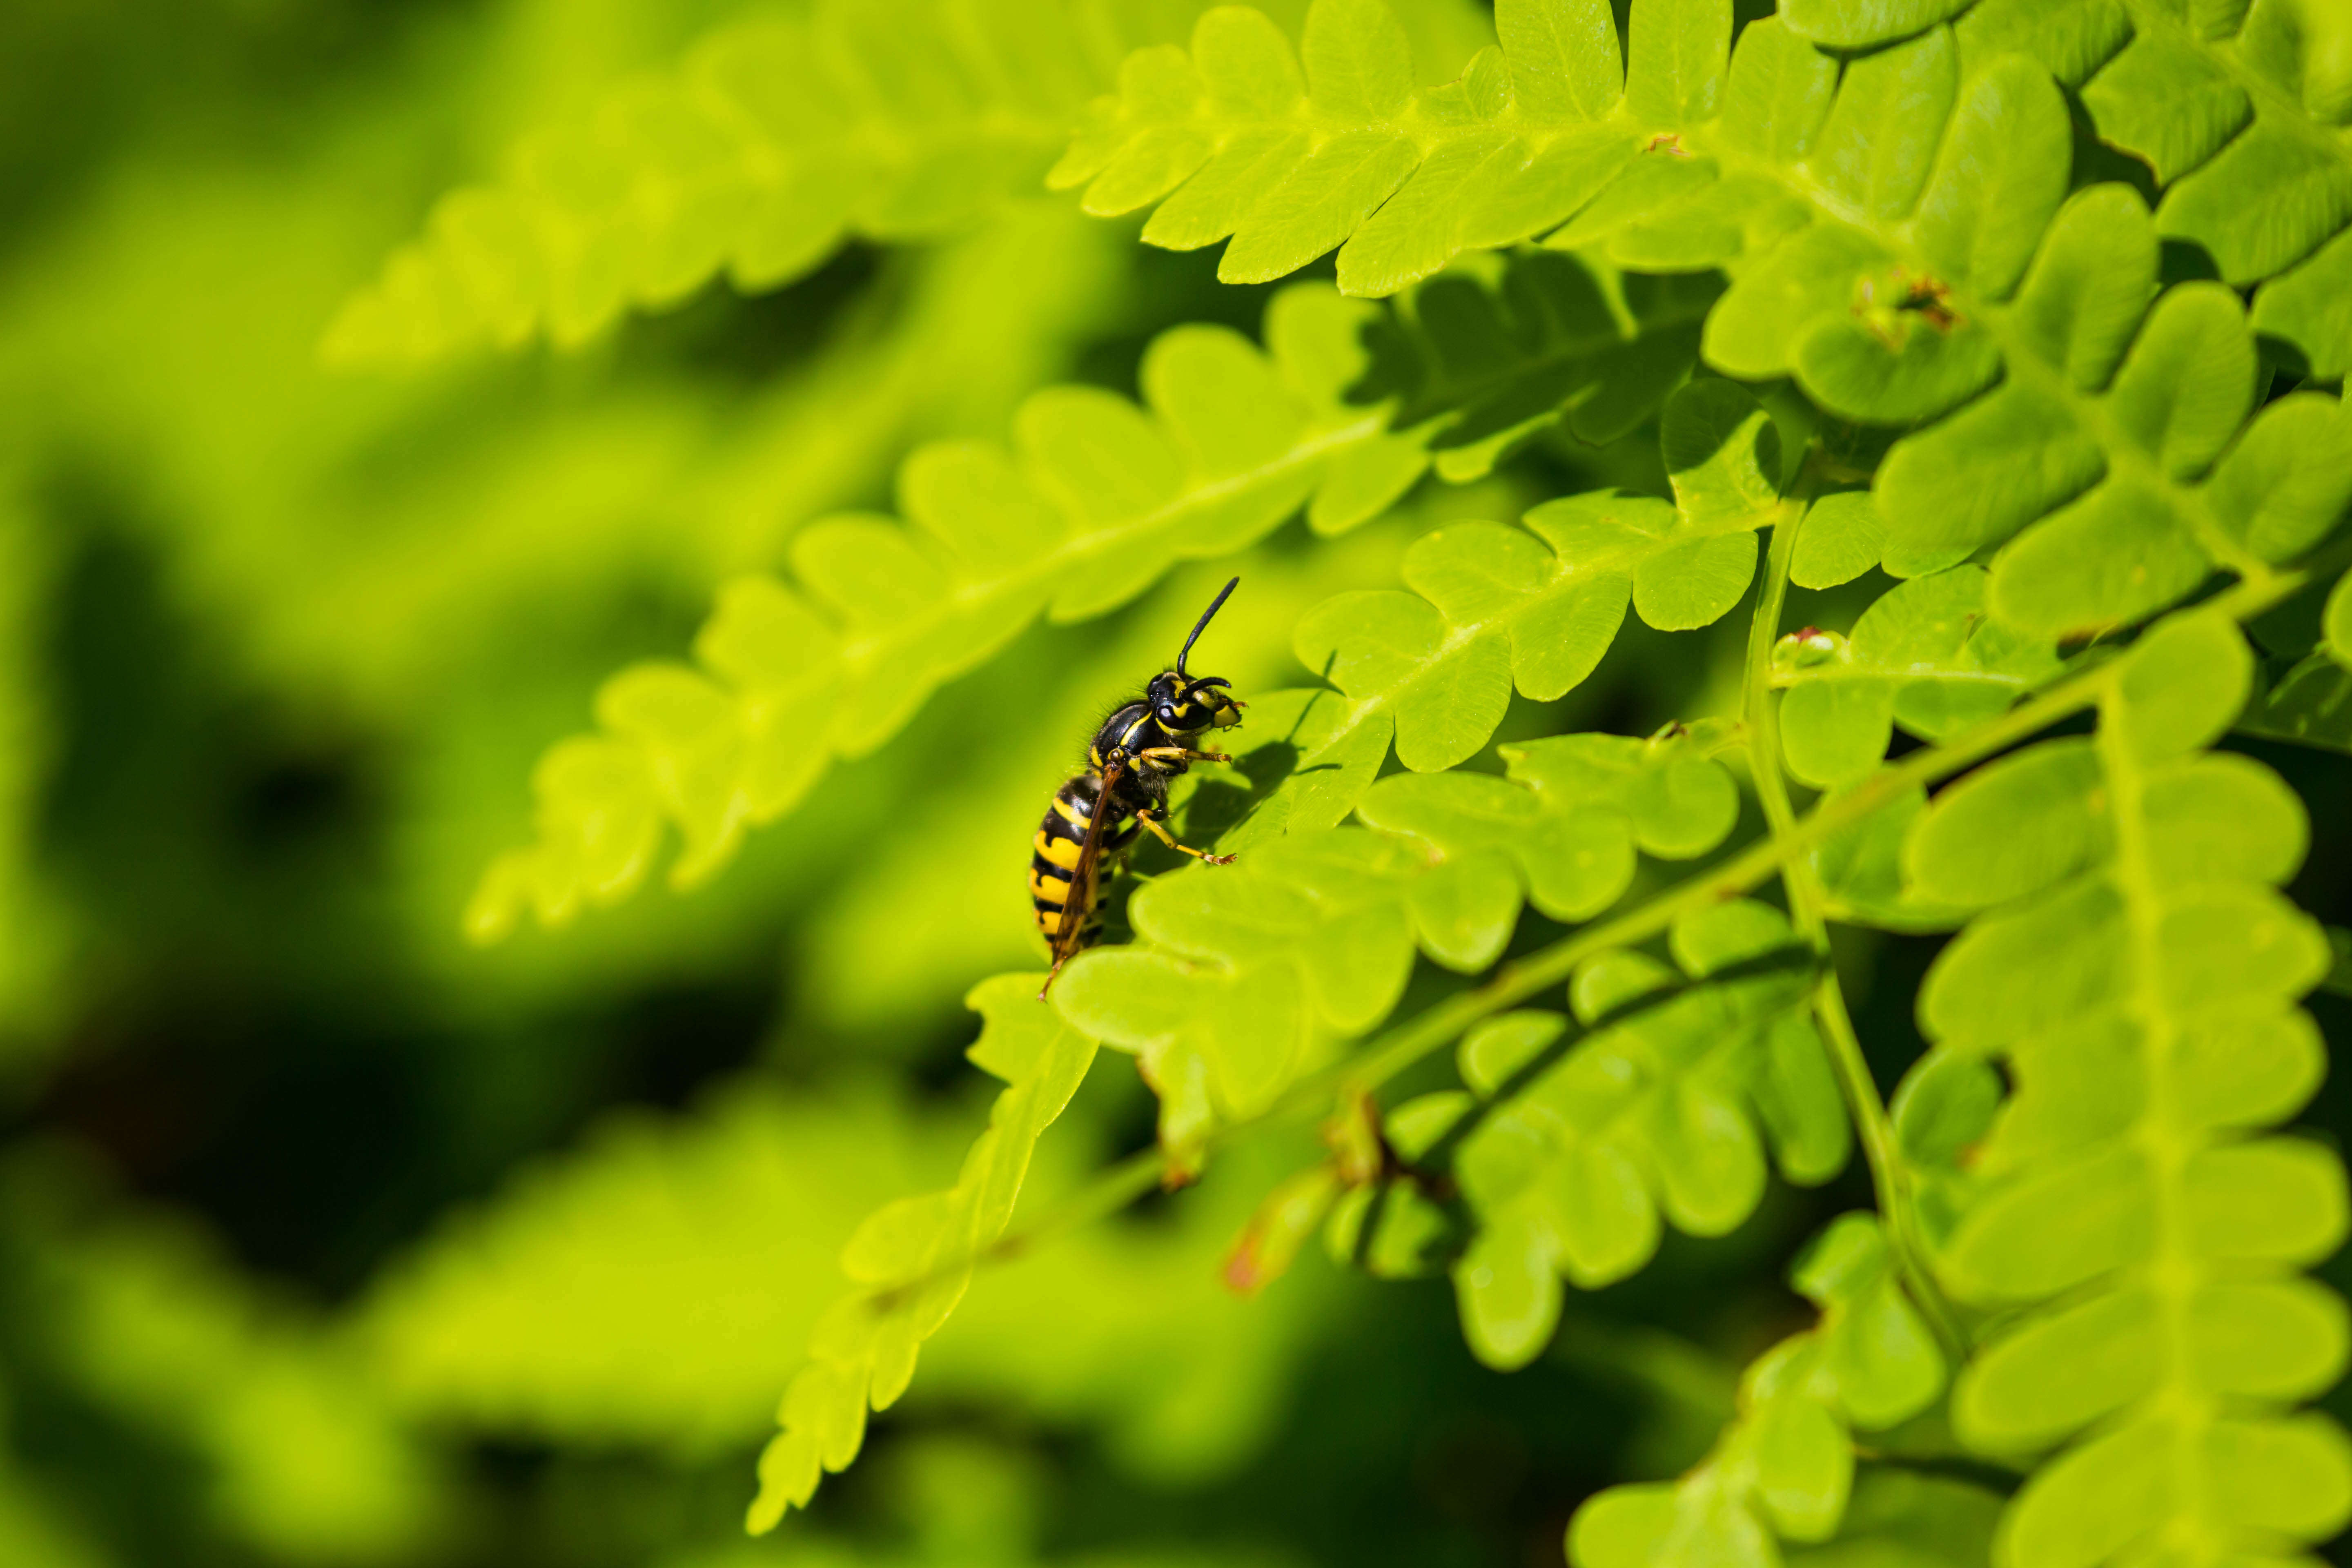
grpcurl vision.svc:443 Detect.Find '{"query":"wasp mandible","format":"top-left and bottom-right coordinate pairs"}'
top-left (1032, 578), bottom-right (1246, 998)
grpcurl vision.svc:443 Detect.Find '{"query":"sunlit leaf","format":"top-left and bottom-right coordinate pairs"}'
top-left (1909, 606), bottom-right (2351, 1566)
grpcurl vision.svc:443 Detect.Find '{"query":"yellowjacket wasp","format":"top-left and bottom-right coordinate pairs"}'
top-left (1032, 579), bottom-right (1245, 997)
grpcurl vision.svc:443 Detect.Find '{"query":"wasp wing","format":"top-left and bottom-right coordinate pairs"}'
top-left (1043, 761), bottom-right (1123, 991)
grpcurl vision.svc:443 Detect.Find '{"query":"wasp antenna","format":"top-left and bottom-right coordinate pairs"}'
top-left (1176, 577), bottom-right (1241, 678)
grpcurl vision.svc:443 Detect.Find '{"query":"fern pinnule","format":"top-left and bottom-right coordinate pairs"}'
top-left (1938, 0), bottom-right (2352, 374)
top-left (749, 975), bottom-right (1098, 1532)
top-left (1570, 1213), bottom-right (1949, 1565)
top-left (326, 0), bottom-right (1124, 365)
top-left (1075, 3), bottom-right (2352, 642)
top-left (1054, 726), bottom-right (1746, 1160)
top-left (1363, 249), bottom-right (1720, 480)
top-left (1772, 564), bottom-right (2062, 789)
top-left (1904, 608), bottom-right (2352, 1564)
top-left (466, 286), bottom-right (1426, 939)
top-left (1237, 377), bottom-right (1784, 825)
top-left (1784, 0), bottom-right (2352, 330)
top-left (1387, 898), bottom-right (1849, 1371)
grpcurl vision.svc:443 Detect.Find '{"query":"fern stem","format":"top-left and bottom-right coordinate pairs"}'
top-left (1740, 495), bottom-right (1967, 1361)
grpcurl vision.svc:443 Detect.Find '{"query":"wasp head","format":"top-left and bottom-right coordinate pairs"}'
top-left (1151, 575), bottom-right (1246, 735)
top-left (1147, 669), bottom-right (1242, 734)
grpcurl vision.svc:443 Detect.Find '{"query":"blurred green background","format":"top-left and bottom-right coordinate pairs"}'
top-left (1, 2), bottom-right (2346, 1566)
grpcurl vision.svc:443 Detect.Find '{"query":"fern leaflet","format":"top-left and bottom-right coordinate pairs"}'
top-left (1571, 1214), bottom-right (1950, 1566)
top-left (1212, 378), bottom-right (1784, 843)
top-left (473, 248), bottom-right (1722, 937)
top-left (1371, 899), bottom-right (1849, 1371)
top-left (1772, 564), bottom-right (2061, 789)
top-left (1362, 249), bottom-right (1721, 479)
top-left (1850, 0), bottom-right (2352, 376)
top-left (467, 285), bottom-right (1424, 938)
top-left (1903, 608), bottom-right (2352, 1564)
top-left (1071, 1), bottom-right (2352, 639)
top-left (748, 974), bottom-right (1097, 1532)
top-left (1055, 726), bottom-right (1744, 1158)
top-left (325, 0), bottom-right (1153, 364)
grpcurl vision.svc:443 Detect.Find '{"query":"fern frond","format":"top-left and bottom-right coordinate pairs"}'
top-left (1363, 249), bottom-right (1721, 479)
top-left (467, 285), bottom-right (1425, 939)
top-left (1570, 1213), bottom-right (1949, 1565)
top-left (1901, 607), bottom-right (2352, 1563)
top-left (360, 1060), bottom-right (1330, 1477)
top-left (1369, 899), bottom-right (1849, 1372)
top-left (1074, 3), bottom-right (2352, 639)
top-left (324, 0), bottom-right (1141, 365)
top-left (749, 974), bottom-right (1098, 1532)
top-left (1221, 379), bottom-right (1780, 832)
top-left (1657, 0), bottom-right (2352, 368)
top-left (1053, 0), bottom-right (1733, 296)
top-left (1771, 564), bottom-right (2062, 789)
top-left (1054, 727), bottom-right (1742, 1157)
top-left (1893, 253), bottom-right (2350, 637)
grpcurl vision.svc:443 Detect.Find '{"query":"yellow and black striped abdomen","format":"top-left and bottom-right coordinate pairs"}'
top-left (1030, 778), bottom-right (1136, 943)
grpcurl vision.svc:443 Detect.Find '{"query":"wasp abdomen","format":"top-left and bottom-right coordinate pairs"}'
top-left (1029, 777), bottom-right (1137, 942)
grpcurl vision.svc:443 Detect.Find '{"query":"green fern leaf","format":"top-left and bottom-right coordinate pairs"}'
top-left (325, 0), bottom-right (1138, 364)
top-left (467, 286), bottom-right (1424, 938)
top-left (1569, 1214), bottom-right (1945, 1567)
top-left (1060, 0), bottom-right (1740, 297)
top-left (1244, 379), bottom-right (1780, 826)
top-left (1885, 219), bottom-right (2352, 639)
top-left (1053, 727), bottom-right (1742, 1157)
top-left (748, 974), bottom-right (1098, 1533)
top-left (1980, 1), bottom-right (2352, 223)
top-left (1362, 249), bottom-right (1720, 480)
top-left (1787, 491), bottom-right (1890, 592)
top-left (2240, 648), bottom-right (2352, 753)
top-left (1900, 607), bottom-right (2352, 1565)
top-left (1807, 786), bottom-right (1973, 934)
top-left (2236, 565), bottom-right (2352, 753)
top-left (1773, 565), bottom-right (2062, 788)
top-left (1780, 0), bottom-right (1973, 50)
top-left (1938, 0), bottom-right (2352, 373)
top-left (1409, 898), bottom-right (1848, 1370)
top-left (356, 1064), bottom-right (1335, 1481)
top-left (1077, 4), bottom-right (2352, 638)
top-left (1782, 1473), bottom-right (2004, 1568)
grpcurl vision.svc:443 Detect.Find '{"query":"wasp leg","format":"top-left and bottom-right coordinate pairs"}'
top-left (1135, 808), bottom-right (1235, 866)
top-left (1136, 745), bottom-right (1232, 766)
